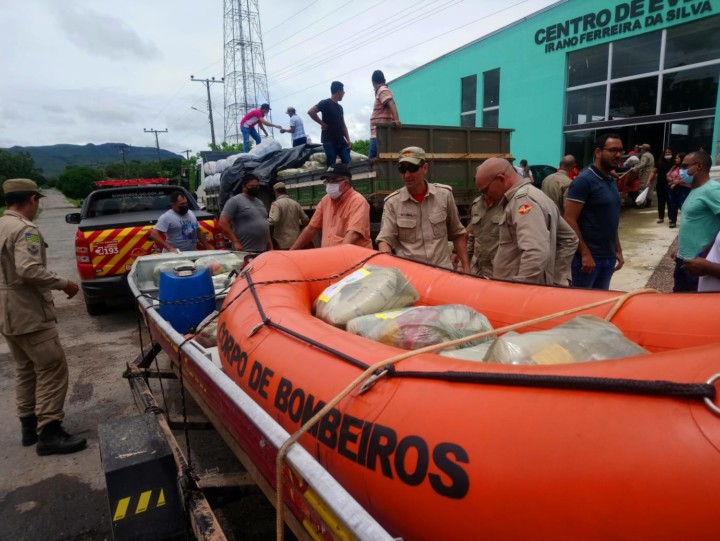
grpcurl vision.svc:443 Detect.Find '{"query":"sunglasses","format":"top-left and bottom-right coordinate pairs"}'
top-left (397, 162), bottom-right (423, 174)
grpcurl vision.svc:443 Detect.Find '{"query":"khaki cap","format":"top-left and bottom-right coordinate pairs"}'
top-left (641, 143), bottom-right (651, 151)
top-left (274, 182), bottom-right (286, 190)
top-left (3, 178), bottom-right (45, 197)
top-left (398, 146), bottom-right (426, 165)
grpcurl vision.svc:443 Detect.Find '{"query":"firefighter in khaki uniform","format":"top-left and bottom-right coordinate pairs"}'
top-left (474, 159), bottom-right (578, 285)
top-left (465, 193), bottom-right (502, 278)
top-left (0, 179), bottom-right (86, 455)
top-left (377, 147), bottom-right (470, 272)
top-left (268, 182), bottom-right (309, 249)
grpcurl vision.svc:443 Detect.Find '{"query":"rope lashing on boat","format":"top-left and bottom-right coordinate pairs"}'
top-left (271, 284), bottom-right (719, 540)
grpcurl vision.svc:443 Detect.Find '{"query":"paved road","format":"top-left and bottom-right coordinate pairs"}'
top-left (0, 191), bottom-right (279, 540)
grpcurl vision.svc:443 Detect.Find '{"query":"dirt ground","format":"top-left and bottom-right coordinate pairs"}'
top-left (0, 190), bottom-right (277, 541)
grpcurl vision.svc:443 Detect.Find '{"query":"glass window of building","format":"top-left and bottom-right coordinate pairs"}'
top-left (611, 31), bottom-right (662, 79)
top-left (609, 76), bottom-right (658, 119)
top-left (567, 44), bottom-right (608, 87)
top-left (483, 109), bottom-right (498, 128)
top-left (483, 69), bottom-right (500, 108)
top-left (461, 75), bottom-right (477, 126)
top-left (664, 15), bottom-right (720, 69)
top-left (566, 86), bottom-right (606, 125)
top-left (662, 66), bottom-right (720, 114)
top-left (482, 69), bottom-right (500, 127)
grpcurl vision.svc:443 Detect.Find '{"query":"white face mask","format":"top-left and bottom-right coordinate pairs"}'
top-left (326, 182), bottom-right (342, 199)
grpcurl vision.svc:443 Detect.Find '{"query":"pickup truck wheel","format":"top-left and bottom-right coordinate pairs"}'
top-left (85, 300), bottom-right (107, 315)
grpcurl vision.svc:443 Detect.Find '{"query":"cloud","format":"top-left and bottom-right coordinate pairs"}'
top-left (49, 2), bottom-right (160, 60)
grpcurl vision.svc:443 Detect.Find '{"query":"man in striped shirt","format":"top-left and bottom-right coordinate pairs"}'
top-left (369, 70), bottom-right (401, 159)
top-left (281, 107), bottom-right (307, 147)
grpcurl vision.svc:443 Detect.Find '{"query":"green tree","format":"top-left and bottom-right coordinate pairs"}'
top-left (0, 150), bottom-right (45, 205)
top-left (352, 139), bottom-right (371, 157)
top-left (210, 141), bottom-right (244, 152)
top-left (57, 166), bottom-right (103, 200)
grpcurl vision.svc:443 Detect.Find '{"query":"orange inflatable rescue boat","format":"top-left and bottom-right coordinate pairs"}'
top-left (218, 245), bottom-right (720, 541)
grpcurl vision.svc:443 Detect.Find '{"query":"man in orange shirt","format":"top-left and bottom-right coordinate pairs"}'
top-left (290, 164), bottom-right (372, 249)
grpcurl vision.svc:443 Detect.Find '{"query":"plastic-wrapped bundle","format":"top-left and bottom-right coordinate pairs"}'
top-left (249, 138), bottom-right (282, 160)
top-left (277, 168), bottom-right (303, 179)
top-left (308, 152), bottom-right (327, 165)
top-left (211, 273), bottom-right (233, 290)
top-left (191, 310), bottom-right (219, 348)
top-left (350, 150), bottom-right (369, 162)
top-left (203, 161), bottom-right (212, 175)
top-left (194, 252), bottom-right (244, 276)
top-left (314, 266), bottom-right (419, 328)
top-left (439, 342), bottom-right (494, 362)
top-left (152, 260), bottom-right (195, 286)
top-left (483, 315), bottom-right (649, 365)
top-left (208, 161), bottom-right (218, 175)
top-left (347, 304), bottom-right (493, 350)
top-left (216, 159), bottom-right (228, 173)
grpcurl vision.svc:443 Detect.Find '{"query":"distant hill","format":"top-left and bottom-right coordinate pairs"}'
top-left (3, 143), bottom-right (183, 178)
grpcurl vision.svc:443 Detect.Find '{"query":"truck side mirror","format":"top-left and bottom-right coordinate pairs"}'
top-left (65, 213), bottom-right (81, 224)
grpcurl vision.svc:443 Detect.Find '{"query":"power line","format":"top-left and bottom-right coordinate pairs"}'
top-left (270, 0), bottom-right (453, 84)
top-left (143, 128), bottom-right (168, 170)
top-left (264, 0), bottom-right (355, 52)
top-left (271, 0), bottom-right (530, 102)
top-left (190, 75), bottom-right (224, 147)
top-left (263, 0), bottom-right (322, 33)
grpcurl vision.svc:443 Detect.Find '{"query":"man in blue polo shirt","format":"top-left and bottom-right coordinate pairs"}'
top-left (564, 133), bottom-right (625, 290)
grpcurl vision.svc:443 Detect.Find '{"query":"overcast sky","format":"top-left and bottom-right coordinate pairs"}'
top-left (0, 0), bottom-right (560, 157)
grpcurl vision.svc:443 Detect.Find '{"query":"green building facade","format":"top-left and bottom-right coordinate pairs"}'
top-left (390, 0), bottom-right (719, 167)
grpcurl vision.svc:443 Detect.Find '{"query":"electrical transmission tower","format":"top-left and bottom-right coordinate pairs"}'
top-left (223, 0), bottom-right (271, 145)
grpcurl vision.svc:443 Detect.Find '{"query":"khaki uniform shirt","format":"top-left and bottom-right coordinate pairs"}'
top-left (377, 182), bottom-right (466, 269)
top-left (632, 151), bottom-right (655, 190)
top-left (493, 180), bottom-right (578, 285)
top-left (0, 210), bottom-right (68, 335)
top-left (268, 195), bottom-right (309, 250)
top-left (466, 195), bottom-right (502, 277)
top-left (541, 169), bottom-right (572, 215)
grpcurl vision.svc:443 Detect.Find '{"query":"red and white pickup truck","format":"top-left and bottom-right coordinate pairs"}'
top-left (65, 181), bottom-right (224, 314)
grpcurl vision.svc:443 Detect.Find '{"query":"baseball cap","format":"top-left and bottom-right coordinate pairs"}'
top-left (260, 103), bottom-right (271, 111)
top-left (321, 163), bottom-right (352, 181)
top-left (274, 182), bottom-right (286, 190)
top-left (3, 178), bottom-right (45, 197)
top-left (285, 107), bottom-right (295, 114)
top-left (397, 147), bottom-right (426, 165)
top-left (641, 143), bottom-right (651, 151)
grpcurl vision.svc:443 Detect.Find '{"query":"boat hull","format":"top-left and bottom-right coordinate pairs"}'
top-left (219, 245), bottom-right (720, 540)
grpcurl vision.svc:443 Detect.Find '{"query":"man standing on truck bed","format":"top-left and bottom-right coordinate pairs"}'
top-left (240, 103), bottom-right (282, 153)
top-left (290, 164), bottom-right (371, 249)
top-left (149, 191), bottom-right (211, 252)
top-left (0, 178), bottom-right (87, 456)
top-left (280, 107), bottom-right (307, 147)
top-left (220, 173), bottom-right (273, 252)
top-left (308, 81), bottom-right (352, 165)
top-left (368, 70), bottom-right (401, 159)
top-left (377, 147), bottom-right (470, 272)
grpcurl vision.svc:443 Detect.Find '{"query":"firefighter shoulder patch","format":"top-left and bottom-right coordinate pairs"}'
top-left (25, 231), bottom-right (41, 255)
top-left (518, 204), bottom-right (532, 215)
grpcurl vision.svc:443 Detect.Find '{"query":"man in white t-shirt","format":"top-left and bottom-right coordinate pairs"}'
top-left (280, 107), bottom-right (307, 146)
top-left (683, 229), bottom-right (720, 292)
top-left (149, 191), bottom-right (211, 252)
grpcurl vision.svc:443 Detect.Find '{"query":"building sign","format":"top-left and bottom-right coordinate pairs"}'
top-left (535, 0), bottom-right (713, 53)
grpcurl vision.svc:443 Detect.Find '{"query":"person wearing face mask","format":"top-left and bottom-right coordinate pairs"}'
top-left (290, 164), bottom-right (371, 249)
top-left (376, 147), bottom-right (470, 272)
top-left (671, 150), bottom-right (720, 292)
top-left (667, 152), bottom-right (689, 228)
top-left (220, 174), bottom-right (273, 253)
top-left (150, 191), bottom-right (210, 253)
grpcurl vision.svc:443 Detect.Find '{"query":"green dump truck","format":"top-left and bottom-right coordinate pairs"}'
top-left (280, 123), bottom-right (513, 226)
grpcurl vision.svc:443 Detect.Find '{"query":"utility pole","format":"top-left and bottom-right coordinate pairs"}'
top-left (191, 76), bottom-right (224, 148)
top-left (144, 128), bottom-right (168, 173)
top-left (116, 144), bottom-right (129, 179)
top-left (182, 149), bottom-right (192, 160)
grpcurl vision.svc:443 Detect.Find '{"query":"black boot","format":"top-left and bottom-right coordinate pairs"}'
top-left (36, 421), bottom-right (87, 456)
top-left (20, 415), bottom-right (38, 446)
